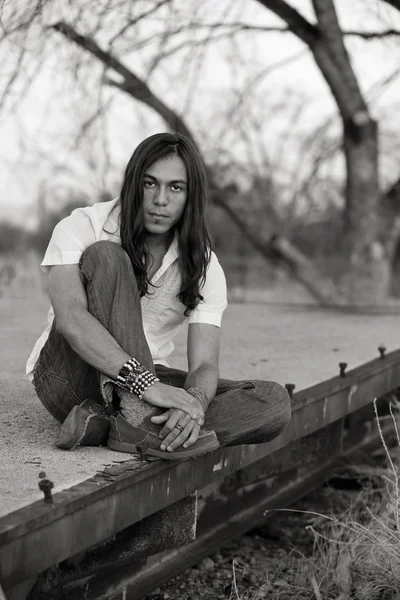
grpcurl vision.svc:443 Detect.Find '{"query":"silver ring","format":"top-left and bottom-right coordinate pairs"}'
top-left (175, 423), bottom-right (184, 432)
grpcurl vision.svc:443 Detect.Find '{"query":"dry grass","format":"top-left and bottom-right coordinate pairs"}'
top-left (230, 399), bottom-right (400, 600)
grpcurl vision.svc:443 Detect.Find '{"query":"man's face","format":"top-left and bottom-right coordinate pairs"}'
top-left (142, 155), bottom-right (187, 237)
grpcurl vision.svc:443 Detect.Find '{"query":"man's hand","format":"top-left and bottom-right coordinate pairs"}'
top-left (151, 409), bottom-right (201, 452)
top-left (143, 382), bottom-right (204, 425)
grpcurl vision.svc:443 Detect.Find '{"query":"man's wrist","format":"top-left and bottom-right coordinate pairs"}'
top-left (116, 357), bottom-right (159, 400)
top-left (186, 387), bottom-right (210, 413)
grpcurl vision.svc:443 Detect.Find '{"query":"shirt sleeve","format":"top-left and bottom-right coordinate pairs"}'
top-left (188, 252), bottom-right (228, 327)
top-left (40, 208), bottom-right (96, 273)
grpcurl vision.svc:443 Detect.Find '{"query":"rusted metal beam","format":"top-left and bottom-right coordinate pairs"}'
top-left (24, 422), bottom-right (344, 599)
top-left (31, 418), bottom-right (396, 600)
top-left (122, 423), bottom-right (397, 600)
top-left (2, 349), bottom-right (400, 591)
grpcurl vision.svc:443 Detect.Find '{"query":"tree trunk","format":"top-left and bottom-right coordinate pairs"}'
top-left (340, 118), bottom-right (389, 303)
top-left (343, 118), bottom-right (378, 243)
top-left (257, 0), bottom-right (391, 305)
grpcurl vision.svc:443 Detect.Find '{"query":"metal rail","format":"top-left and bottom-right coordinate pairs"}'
top-left (28, 417), bottom-right (398, 600)
top-left (119, 419), bottom-right (397, 600)
top-left (2, 349), bottom-right (400, 599)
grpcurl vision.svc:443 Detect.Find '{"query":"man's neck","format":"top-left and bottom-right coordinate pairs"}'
top-left (145, 231), bottom-right (174, 254)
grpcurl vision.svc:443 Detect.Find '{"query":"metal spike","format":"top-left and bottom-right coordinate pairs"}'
top-left (38, 477), bottom-right (54, 504)
top-left (285, 383), bottom-right (295, 399)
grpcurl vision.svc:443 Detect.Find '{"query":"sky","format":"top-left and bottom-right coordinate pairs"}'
top-left (1, 0), bottom-right (400, 228)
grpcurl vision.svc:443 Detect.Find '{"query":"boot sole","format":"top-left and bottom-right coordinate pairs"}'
top-left (107, 436), bottom-right (219, 460)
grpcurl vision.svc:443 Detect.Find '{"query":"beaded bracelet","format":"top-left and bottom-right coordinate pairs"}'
top-left (116, 357), bottom-right (159, 400)
top-left (186, 387), bottom-right (209, 413)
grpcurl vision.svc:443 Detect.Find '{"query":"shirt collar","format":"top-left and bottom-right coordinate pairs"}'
top-left (152, 231), bottom-right (179, 284)
top-left (102, 197), bottom-right (121, 237)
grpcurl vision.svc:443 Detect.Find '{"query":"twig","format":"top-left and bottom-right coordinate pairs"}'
top-left (310, 575), bottom-right (323, 600)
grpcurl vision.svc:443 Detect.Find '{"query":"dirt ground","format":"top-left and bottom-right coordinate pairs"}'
top-left (144, 484), bottom-right (370, 600)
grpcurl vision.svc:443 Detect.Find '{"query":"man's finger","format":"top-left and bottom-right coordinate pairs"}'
top-left (166, 421), bottom-right (194, 452)
top-left (150, 413), bottom-right (170, 424)
top-left (183, 422), bottom-right (200, 448)
top-left (160, 411), bottom-right (187, 439)
top-left (161, 416), bottom-right (193, 450)
top-left (160, 414), bottom-right (188, 449)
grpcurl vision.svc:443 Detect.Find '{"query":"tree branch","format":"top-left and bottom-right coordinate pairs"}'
top-left (178, 19), bottom-right (400, 38)
top-left (51, 21), bottom-right (194, 141)
top-left (108, 0), bottom-right (170, 47)
top-left (312, 0), bottom-right (367, 111)
top-left (255, 0), bottom-right (319, 45)
top-left (381, 0), bottom-right (400, 10)
top-left (148, 20), bottom-right (400, 38)
top-left (345, 29), bottom-right (400, 38)
top-left (256, 0), bottom-right (369, 121)
top-left (51, 19), bottom-right (344, 307)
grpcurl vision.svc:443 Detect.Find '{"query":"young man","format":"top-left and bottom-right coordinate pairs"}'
top-left (26, 133), bottom-right (291, 460)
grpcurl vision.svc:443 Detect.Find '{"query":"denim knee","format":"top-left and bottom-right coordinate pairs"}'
top-left (80, 241), bottom-right (131, 277)
top-left (81, 240), bottom-right (128, 263)
top-left (254, 380), bottom-right (291, 436)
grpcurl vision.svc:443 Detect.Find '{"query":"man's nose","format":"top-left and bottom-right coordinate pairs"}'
top-left (154, 186), bottom-right (168, 205)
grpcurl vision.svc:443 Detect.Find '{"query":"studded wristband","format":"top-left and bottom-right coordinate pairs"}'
top-left (116, 358), bottom-right (159, 400)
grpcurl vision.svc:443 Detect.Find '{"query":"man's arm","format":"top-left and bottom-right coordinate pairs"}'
top-left (47, 265), bottom-right (205, 419)
top-left (152, 323), bottom-right (221, 451)
top-left (49, 265), bottom-right (129, 378)
top-left (184, 322), bottom-right (221, 409)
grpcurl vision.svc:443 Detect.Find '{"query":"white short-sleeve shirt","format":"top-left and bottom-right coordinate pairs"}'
top-left (26, 198), bottom-right (227, 379)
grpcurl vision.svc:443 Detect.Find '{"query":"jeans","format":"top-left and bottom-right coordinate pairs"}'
top-left (32, 241), bottom-right (291, 446)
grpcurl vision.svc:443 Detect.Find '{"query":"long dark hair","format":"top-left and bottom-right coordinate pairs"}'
top-left (119, 132), bottom-right (212, 314)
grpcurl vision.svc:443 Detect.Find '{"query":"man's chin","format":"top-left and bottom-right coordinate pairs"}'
top-left (145, 223), bottom-right (173, 235)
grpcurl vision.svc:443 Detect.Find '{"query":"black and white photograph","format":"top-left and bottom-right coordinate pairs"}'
top-left (1, 1), bottom-right (400, 599)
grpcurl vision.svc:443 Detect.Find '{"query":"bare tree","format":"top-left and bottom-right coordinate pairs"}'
top-left (250, 0), bottom-right (381, 304)
top-left (1, 0), bottom-right (400, 305)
